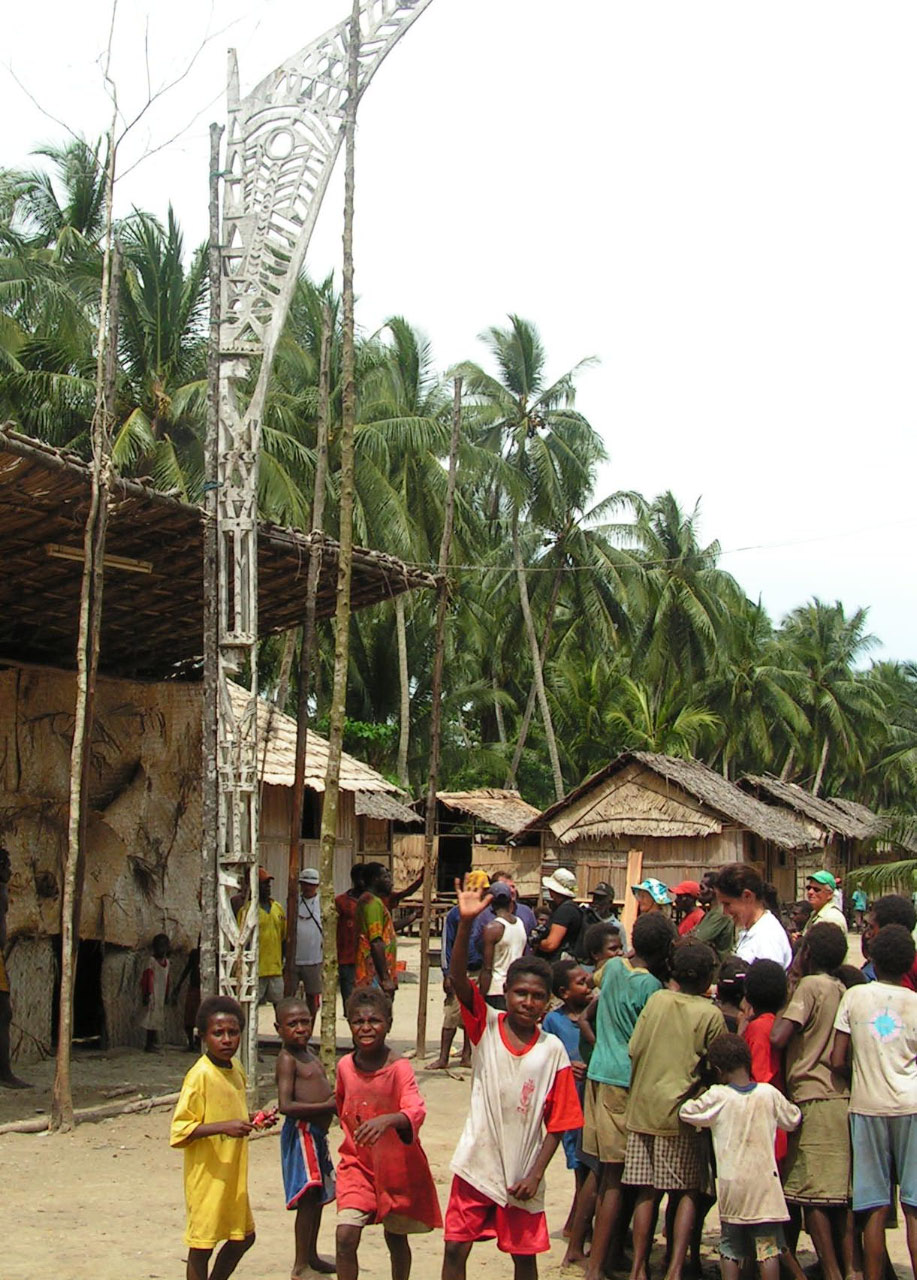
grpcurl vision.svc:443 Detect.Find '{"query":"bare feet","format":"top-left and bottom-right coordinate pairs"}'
top-left (459, 1056), bottom-right (471, 1067)
top-left (561, 1251), bottom-right (587, 1270)
top-left (291, 1260), bottom-right (336, 1279)
top-left (425, 1058), bottom-right (450, 1070)
top-left (0, 1073), bottom-right (31, 1089)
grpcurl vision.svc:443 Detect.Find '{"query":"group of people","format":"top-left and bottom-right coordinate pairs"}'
top-left (168, 860), bottom-right (917, 1280)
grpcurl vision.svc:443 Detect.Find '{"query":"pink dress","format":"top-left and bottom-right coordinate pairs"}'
top-left (335, 1054), bottom-right (442, 1228)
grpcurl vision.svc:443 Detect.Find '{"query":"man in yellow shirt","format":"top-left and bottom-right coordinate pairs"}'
top-left (238, 868), bottom-right (286, 1009)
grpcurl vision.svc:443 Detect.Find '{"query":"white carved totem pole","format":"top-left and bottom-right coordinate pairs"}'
top-left (214, 1), bottom-right (434, 1078)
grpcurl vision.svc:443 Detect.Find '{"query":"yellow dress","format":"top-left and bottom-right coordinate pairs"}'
top-left (170, 1055), bottom-right (255, 1249)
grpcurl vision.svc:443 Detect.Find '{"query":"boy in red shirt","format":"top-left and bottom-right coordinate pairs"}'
top-left (741, 959), bottom-right (789, 1163)
top-left (443, 877), bottom-right (583, 1280)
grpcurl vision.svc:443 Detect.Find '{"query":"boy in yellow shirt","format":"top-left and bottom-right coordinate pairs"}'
top-left (170, 996), bottom-right (275, 1280)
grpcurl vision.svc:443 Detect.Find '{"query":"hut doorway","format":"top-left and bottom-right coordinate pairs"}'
top-left (51, 937), bottom-right (106, 1048)
top-left (437, 834), bottom-right (471, 892)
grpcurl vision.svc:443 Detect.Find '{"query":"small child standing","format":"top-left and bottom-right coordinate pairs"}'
top-left (170, 996), bottom-right (266, 1280)
top-left (141, 932), bottom-right (170, 1052)
top-left (444, 877), bottom-right (583, 1280)
top-left (714, 956), bottom-right (746, 1033)
top-left (680, 1034), bottom-right (802, 1280)
top-left (582, 921), bottom-right (623, 981)
top-left (623, 941), bottom-right (725, 1280)
top-left (831, 923), bottom-right (917, 1280)
top-left (274, 998), bottom-right (336, 1278)
top-left (741, 959), bottom-right (789, 1162)
top-left (335, 987), bottom-right (441, 1280)
top-left (542, 960), bottom-right (597, 1268)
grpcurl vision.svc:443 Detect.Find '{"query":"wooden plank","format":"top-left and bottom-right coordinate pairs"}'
top-left (620, 848), bottom-right (643, 941)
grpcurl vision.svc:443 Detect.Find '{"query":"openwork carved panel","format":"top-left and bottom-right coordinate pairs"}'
top-left (213, 1), bottom-right (434, 1082)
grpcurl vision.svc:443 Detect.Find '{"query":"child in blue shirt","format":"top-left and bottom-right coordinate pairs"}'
top-left (544, 959), bottom-right (597, 1268)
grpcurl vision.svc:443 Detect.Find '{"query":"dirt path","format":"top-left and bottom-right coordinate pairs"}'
top-left (2, 937), bottom-right (909, 1280)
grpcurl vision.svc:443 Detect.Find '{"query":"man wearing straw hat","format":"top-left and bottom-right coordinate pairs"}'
top-left (536, 867), bottom-right (583, 961)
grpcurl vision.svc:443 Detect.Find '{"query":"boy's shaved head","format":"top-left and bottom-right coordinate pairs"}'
top-left (275, 996), bottom-right (311, 1023)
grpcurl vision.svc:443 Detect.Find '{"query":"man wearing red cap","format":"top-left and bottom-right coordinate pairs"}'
top-left (671, 881), bottom-right (704, 936)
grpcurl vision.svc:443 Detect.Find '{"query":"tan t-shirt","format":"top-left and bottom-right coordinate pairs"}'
top-left (782, 973), bottom-right (849, 1102)
top-left (625, 989), bottom-right (726, 1136)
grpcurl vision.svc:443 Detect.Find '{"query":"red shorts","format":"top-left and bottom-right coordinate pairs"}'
top-left (443, 1175), bottom-right (550, 1255)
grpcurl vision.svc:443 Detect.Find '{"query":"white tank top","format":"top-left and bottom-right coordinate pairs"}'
top-left (489, 915), bottom-right (528, 995)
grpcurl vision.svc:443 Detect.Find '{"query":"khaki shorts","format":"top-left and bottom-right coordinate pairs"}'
top-left (783, 1096), bottom-right (851, 1205)
top-left (442, 989), bottom-right (464, 1031)
top-left (337, 1208), bottom-right (433, 1234)
top-left (582, 1080), bottom-right (629, 1164)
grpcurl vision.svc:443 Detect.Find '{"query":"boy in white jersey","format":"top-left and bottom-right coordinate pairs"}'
top-left (443, 876), bottom-right (583, 1280)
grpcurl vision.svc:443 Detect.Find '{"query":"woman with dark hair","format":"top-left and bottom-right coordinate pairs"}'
top-left (715, 864), bottom-right (792, 969)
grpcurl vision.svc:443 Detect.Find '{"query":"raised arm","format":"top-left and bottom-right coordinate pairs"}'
top-left (449, 877), bottom-right (494, 1009)
top-left (390, 869), bottom-right (424, 907)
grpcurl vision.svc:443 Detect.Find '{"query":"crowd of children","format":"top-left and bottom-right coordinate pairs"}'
top-left (167, 870), bottom-right (917, 1280)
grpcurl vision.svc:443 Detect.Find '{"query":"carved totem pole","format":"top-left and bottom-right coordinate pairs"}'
top-left (212, 1), bottom-right (434, 1078)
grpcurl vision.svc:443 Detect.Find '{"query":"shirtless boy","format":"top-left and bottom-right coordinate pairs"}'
top-left (275, 998), bottom-right (337, 1279)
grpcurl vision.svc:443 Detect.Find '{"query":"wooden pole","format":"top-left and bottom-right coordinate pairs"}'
top-left (50, 134), bottom-right (120, 1130)
top-left (201, 121), bottom-right (224, 998)
top-left (285, 304), bottom-right (332, 995)
top-left (416, 375), bottom-right (462, 1060)
top-left (317, 2), bottom-right (360, 1076)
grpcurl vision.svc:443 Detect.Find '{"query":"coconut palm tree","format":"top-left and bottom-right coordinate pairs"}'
top-left (456, 315), bottom-right (603, 801)
top-left (777, 599), bottom-right (885, 795)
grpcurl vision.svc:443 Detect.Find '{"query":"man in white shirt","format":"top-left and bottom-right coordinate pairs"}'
top-left (295, 867), bottom-right (323, 1017)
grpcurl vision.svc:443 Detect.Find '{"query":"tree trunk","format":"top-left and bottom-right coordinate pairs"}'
top-left (492, 674), bottom-right (507, 747)
top-left (779, 747), bottom-right (795, 781)
top-left (51, 154), bottom-right (120, 1131)
top-left (505, 566), bottom-right (562, 789)
top-left (317, 6), bottom-right (360, 1075)
top-left (200, 122), bottom-right (223, 998)
top-left (284, 305), bottom-right (332, 997)
top-left (395, 593), bottom-right (411, 789)
top-left (512, 519), bottom-right (564, 802)
top-left (812, 735), bottom-right (830, 797)
top-left (416, 376), bottom-right (463, 1060)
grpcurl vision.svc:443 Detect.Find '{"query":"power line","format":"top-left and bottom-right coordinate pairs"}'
top-left (395, 517), bottom-right (917, 575)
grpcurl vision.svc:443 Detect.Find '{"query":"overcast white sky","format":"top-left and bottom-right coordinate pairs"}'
top-left (4, 1), bottom-right (915, 659)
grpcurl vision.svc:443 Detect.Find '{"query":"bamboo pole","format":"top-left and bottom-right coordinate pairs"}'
top-left (50, 207), bottom-right (121, 1131)
top-left (416, 376), bottom-right (462, 1059)
top-left (201, 121), bottom-right (224, 998)
top-left (285, 305), bottom-right (332, 995)
top-left (317, 1), bottom-right (360, 1077)
top-left (0, 1091), bottom-right (181, 1136)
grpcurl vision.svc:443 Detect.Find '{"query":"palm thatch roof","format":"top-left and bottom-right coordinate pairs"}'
top-left (0, 427), bottom-right (436, 680)
top-left (433, 789), bottom-right (542, 836)
top-left (740, 775), bottom-right (881, 841)
top-left (825, 796), bottom-right (886, 840)
top-left (232, 683), bottom-right (403, 796)
top-left (512, 753), bottom-right (821, 851)
top-left (354, 790), bottom-right (421, 824)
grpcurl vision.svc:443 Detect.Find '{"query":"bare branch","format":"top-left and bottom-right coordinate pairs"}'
top-left (3, 65), bottom-right (87, 152)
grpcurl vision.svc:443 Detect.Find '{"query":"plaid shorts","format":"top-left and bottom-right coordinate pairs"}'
top-left (623, 1127), bottom-right (707, 1191)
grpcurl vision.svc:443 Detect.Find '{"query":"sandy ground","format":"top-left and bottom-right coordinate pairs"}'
top-left (2, 936), bottom-right (911, 1280)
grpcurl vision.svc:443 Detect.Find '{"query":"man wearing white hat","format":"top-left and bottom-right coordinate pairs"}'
top-left (536, 866), bottom-right (583, 961)
top-left (295, 867), bottom-right (323, 1017)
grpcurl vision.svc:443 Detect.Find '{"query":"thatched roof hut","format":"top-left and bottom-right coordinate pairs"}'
top-left (395, 789), bottom-right (544, 897)
top-left (511, 753), bottom-right (821, 901)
